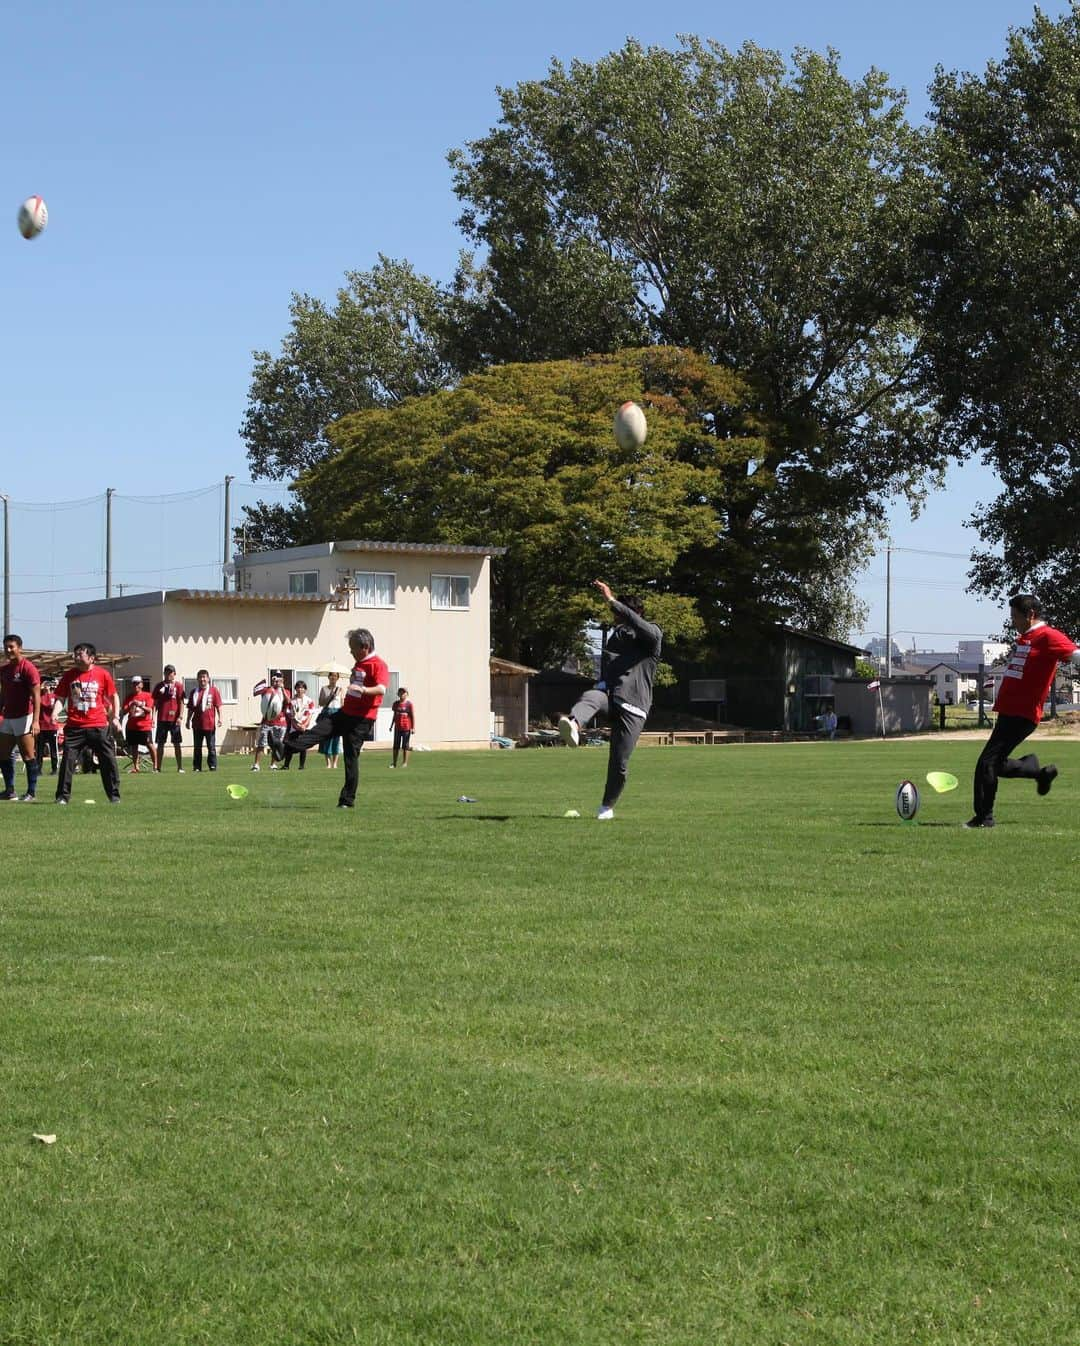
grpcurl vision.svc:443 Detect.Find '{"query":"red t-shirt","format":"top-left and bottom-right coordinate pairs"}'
top-left (392, 698), bottom-right (414, 732)
top-left (153, 679), bottom-right (186, 722)
top-left (0, 656), bottom-right (41, 718)
top-left (993, 623), bottom-right (1077, 724)
top-left (39, 691), bottom-right (56, 732)
top-left (342, 655), bottom-right (390, 720)
top-left (188, 684), bottom-right (222, 731)
top-left (123, 691), bottom-right (155, 729)
top-left (55, 665), bottom-right (117, 729)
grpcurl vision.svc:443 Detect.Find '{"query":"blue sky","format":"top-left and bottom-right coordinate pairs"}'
top-left (3, 0), bottom-right (1067, 651)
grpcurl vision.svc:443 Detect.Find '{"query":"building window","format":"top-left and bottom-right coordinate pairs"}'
top-left (353, 571), bottom-right (396, 608)
top-left (431, 574), bottom-right (470, 610)
top-left (288, 571), bottom-right (319, 595)
top-left (944, 673), bottom-right (952, 683)
top-left (214, 678), bottom-right (238, 704)
top-left (182, 677), bottom-right (239, 704)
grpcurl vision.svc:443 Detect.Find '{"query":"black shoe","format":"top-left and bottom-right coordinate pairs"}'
top-left (0, 791), bottom-right (16, 802)
top-left (1037, 765), bottom-right (1058, 797)
top-left (963, 815), bottom-right (995, 829)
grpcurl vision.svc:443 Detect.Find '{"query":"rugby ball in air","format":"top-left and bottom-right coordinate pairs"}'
top-left (613, 400), bottom-right (647, 450)
top-left (17, 196), bottom-right (48, 240)
top-left (895, 780), bottom-right (920, 822)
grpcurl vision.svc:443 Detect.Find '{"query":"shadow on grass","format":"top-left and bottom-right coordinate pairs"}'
top-left (854, 820), bottom-right (984, 829)
top-left (435, 813), bottom-right (513, 823)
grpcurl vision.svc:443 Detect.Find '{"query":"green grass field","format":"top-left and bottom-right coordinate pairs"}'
top-left (1, 740), bottom-right (1077, 1345)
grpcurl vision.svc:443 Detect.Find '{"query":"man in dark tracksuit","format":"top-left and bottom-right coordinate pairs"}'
top-left (558, 579), bottom-right (663, 820)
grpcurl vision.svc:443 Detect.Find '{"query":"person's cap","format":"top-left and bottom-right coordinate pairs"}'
top-left (270, 669), bottom-right (283, 678)
top-left (131, 675), bottom-right (143, 684)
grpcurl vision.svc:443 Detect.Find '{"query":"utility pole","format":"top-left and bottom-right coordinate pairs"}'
top-left (223, 475), bottom-right (234, 591)
top-left (105, 487), bottom-right (115, 599)
top-left (885, 544), bottom-right (893, 679)
top-left (1, 493), bottom-right (9, 636)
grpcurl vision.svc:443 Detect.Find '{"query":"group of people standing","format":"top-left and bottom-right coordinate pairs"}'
top-left (249, 665), bottom-right (415, 775)
top-left (0, 626), bottom-right (411, 808)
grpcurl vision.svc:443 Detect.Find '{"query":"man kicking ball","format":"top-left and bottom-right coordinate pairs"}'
top-left (559, 580), bottom-right (662, 820)
top-left (967, 593), bottom-right (1079, 829)
top-left (281, 629), bottom-right (388, 809)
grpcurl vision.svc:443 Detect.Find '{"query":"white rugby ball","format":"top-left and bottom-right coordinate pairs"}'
top-left (17, 196), bottom-right (48, 240)
top-left (895, 779), bottom-right (920, 822)
top-left (613, 400), bottom-right (647, 450)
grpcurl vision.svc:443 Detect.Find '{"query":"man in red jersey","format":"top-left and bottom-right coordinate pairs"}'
top-left (0, 633), bottom-right (42, 801)
top-left (281, 628), bottom-right (388, 808)
top-left (53, 642), bottom-right (122, 804)
top-left (250, 670), bottom-right (291, 771)
top-left (186, 669), bottom-right (223, 772)
top-left (152, 664), bottom-right (186, 773)
top-left (967, 594), bottom-right (1079, 829)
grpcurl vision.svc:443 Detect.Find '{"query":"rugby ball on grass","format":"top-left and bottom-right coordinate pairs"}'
top-left (895, 780), bottom-right (920, 822)
top-left (613, 401), bottom-right (647, 450)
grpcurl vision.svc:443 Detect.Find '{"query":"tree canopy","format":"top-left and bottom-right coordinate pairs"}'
top-left (925, 7), bottom-right (1080, 629)
top-left (447, 39), bottom-right (950, 611)
top-left (292, 348), bottom-right (760, 666)
top-left (241, 36), bottom-right (995, 651)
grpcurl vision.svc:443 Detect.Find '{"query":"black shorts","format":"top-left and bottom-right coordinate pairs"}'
top-left (155, 721), bottom-right (182, 746)
top-left (126, 728), bottom-right (152, 748)
top-left (393, 728), bottom-right (412, 750)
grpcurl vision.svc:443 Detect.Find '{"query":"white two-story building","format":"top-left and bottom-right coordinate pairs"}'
top-left (66, 539), bottom-right (505, 749)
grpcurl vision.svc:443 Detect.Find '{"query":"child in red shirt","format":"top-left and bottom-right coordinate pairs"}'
top-left (390, 688), bottom-right (415, 769)
top-left (122, 675), bottom-right (157, 773)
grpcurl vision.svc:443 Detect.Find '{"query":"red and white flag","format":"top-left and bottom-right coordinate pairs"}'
top-left (867, 680), bottom-right (881, 691)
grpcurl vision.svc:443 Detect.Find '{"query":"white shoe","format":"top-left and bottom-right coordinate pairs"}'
top-left (270, 764), bottom-right (281, 770)
top-left (250, 764), bottom-right (260, 772)
top-left (388, 764), bottom-right (396, 769)
top-left (596, 806), bottom-right (614, 821)
top-left (558, 715), bottom-right (580, 747)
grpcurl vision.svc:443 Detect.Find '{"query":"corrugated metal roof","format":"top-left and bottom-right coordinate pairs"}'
top-left (168, 589), bottom-right (331, 603)
top-left (337, 540), bottom-right (508, 557)
top-left (24, 650), bottom-right (135, 677)
top-left (490, 656), bottom-right (539, 676)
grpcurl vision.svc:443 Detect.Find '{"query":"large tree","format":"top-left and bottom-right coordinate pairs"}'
top-left (446, 37), bottom-right (951, 635)
top-left (925, 8), bottom-right (1080, 628)
top-left (292, 348), bottom-right (760, 666)
top-left (239, 255), bottom-right (456, 549)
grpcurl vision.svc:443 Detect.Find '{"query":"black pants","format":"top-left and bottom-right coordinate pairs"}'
top-left (572, 689), bottom-right (648, 809)
top-left (974, 714), bottom-right (1040, 819)
top-left (36, 730), bottom-right (58, 771)
top-left (283, 709), bottom-right (373, 805)
top-left (57, 726), bottom-right (120, 802)
top-left (192, 726), bottom-right (218, 771)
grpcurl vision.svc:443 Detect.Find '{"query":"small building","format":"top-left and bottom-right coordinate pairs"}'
top-left (66, 539), bottom-right (505, 749)
top-left (489, 657), bottom-right (537, 739)
top-left (833, 676), bottom-right (934, 736)
top-left (666, 625), bottom-right (863, 732)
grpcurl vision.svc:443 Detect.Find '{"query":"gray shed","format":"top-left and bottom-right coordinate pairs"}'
top-left (833, 676), bottom-right (934, 736)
